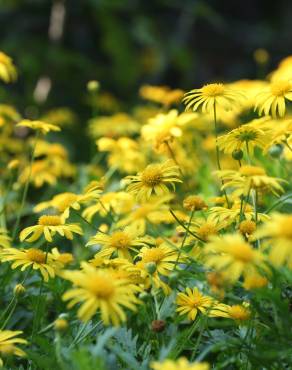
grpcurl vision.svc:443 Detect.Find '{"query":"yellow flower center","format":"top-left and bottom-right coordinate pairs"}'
top-left (26, 248), bottom-right (46, 263)
top-left (86, 275), bottom-right (115, 298)
top-left (191, 294), bottom-right (205, 307)
top-left (239, 220), bottom-right (256, 235)
top-left (271, 81), bottom-right (291, 97)
top-left (141, 166), bottom-right (163, 187)
top-left (278, 216), bottom-right (292, 239)
top-left (183, 195), bottom-right (207, 211)
top-left (230, 242), bottom-right (255, 262)
top-left (38, 215), bottom-right (62, 226)
top-left (197, 223), bottom-right (217, 241)
top-left (228, 305), bottom-right (250, 320)
top-left (201, 83), bottom-right (225, 97)
top-left (142, 247), bottom-right (165, 263)
top-left (239, 165), bottom-right (266, 177)
top-left (109, 231), bottom-right (131, 249)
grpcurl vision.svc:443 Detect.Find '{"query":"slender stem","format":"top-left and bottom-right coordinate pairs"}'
top-left (31, 243), bottom-right (49, 341)
top-left (165, 140), bottom-right (184, 178)
top-left (169, 209), bottom-right (205, 243)
top-left (71, 208), bottom-right (105, 233)
top-left (12, 131), bottom-right (40, 241)
top-left (284, 140), bottom-right (292, 153)
top-left (174, 209), bottom-right (195, 269)
top-left (213, 102), bottom-right (230, 208)
top-left (266, 194), bottom-right (292, 214)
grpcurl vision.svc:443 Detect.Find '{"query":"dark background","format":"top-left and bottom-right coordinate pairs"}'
top-left (0, 0), bottom-right (291, 131)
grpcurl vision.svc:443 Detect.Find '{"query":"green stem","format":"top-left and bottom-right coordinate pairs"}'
top-left (31, 243), bottom-right (49, 341)
top-left (213, 102), bottom-right (230, 208)
top-left (169, 209), bottom-right (205, 243)
top-left (174, 209), bottom-right (195, 269)
top-left (71, 208), bottom-right (105, 233)
top-left (12, 131), bottom-right (40, 241)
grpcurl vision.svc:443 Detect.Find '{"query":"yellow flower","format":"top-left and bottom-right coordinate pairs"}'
top-left (117, 195), bottom-right (173, 234)
top-left (183, 195), bottom-right (207, 212)
top-left (141, 109), bottom-right (183, 153)
top-left (139, 85), bottom-right (184, 106)
top-left (87, 226), bottom-right (150, 261)
top-left (183, 83), bottom-right (245, 113)
top-left (255, 80), bottom-right (292, 117)
top-left (51, 247), bottom-right (74, 267)
top-left (0, 51), bottom-right (17, 83)
top-left (176, 287), bottom-right (215, 321)
top-left (34, 181), bottom-right (102, 220)
top-left (151, 357), bottom-right (209, 370)
top-left (0, 330), bottom-right (27, 367)
top-left (17, 119), bottom-right (61, 135)
top-left (189, 216), bottom-right (226, 242)
top-left (216, 166), bottom-right (286, 197)
top-left (209, 199), bottom-right (269, 226)
top-left (18, 159), bottom-right (58, 188)
top-left (62, 264), bottom-right (140, 324)
top-left (243, 273), bottom-right (268, 290)
top-left (256, 213), bottom-right (292, 268)
top-left (203, 234), bottom-right (265, 283)
top-left (0, 229), bottom-right (11, 249)
top-left (137, 243), bottom-right (180, 276)
top-left (217, 118), bottom-right (271, 154)
top-left (19, 215), bottom-right (83, 243)
top-left (0, 248), bottom-right (59, 281)
top-left (82, 191), bottom-right (134, 221)
top-left (125, 160), bottom-right (182, 201)
top-left (212, 303), bottom-right (251, 322)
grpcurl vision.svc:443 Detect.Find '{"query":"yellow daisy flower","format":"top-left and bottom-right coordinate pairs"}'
top-left (203, 234), bottom-right (265, 283)
top-left (255, 80), bottom-right (292, 117)
top-left (87, 226), bottom-right (150, 261)
top-left (217, 118), bottom-right (271, 154)
top-left (0, 330), bottom-right (27, 367)
top-left (183, 83), bottom-right (245, 113)
top-left (62, 264), bottom-right (140, 324)
top-left (211, 303), bottom-right (251, 322)
top-left (0, 247), bottom-right (59, 281)
top-left (19, 215), bottom-right (83, 243)
top-left (17, 119), bottom-right (61, 135)
top-left (0, 51), bottom-right (17, 83)
top-left (137, 242), bottom-right (181, 276)
top-left (176, 287), bottom-right (215, 321)
top-left (117, 195), bottom-right (173, 234)
top-left (34, 181), bottom-right (102, 220)
top-left (151, 357), bottom-right (209, 370)
top-left (216, 166), bottom-right (286, 197)
top-left (125, 160), bottom-right (182, 201)
top-left (256, 213), bottom-right (292, 268)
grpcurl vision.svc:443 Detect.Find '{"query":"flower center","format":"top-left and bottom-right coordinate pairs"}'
top-left (141, 166), bottom-right (163, 187)
top-left (197, 223), bottom-right (217, 241)
top-left (38, 215), bottom-right (62, 226)
top-left (26, 248), bottom-right (46, 263)
top-left (228, 305), bottom-right (250, 320)
top-left (86, 275), bottom-right (115, 298)
top-left (230, 243), bottom-right (255, 262)
top-left (237, 130), bottom-right (257, 142)
top-left (239, 165), bottom-right (266, 177)
top-left (110, 231), bottom-right (131, 249)
top-left (201, 83), bottom-right (225, 97)
top-left (271, 81), bottom-right (291, 96)
top-left (142, 247), bottom-right (165, 263)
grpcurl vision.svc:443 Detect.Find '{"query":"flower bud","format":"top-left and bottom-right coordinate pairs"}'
top-left (87, 80), bottom-right (100, 92)
top-left (269, 144), bottom-right (283, 158)
top-left (232, 149), bottom-right (244, 160)
top-left (13, 284), bottom-right (26, 296)
top-left (146, 262), bottom-right (157, 275)
top-left (151, 319), bottom-right (166, 333)
top-left (54, 318), bottom-right (69, 332)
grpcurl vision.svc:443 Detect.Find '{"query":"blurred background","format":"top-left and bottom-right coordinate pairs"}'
top-left (1, 0), bottom-right (292, 158)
